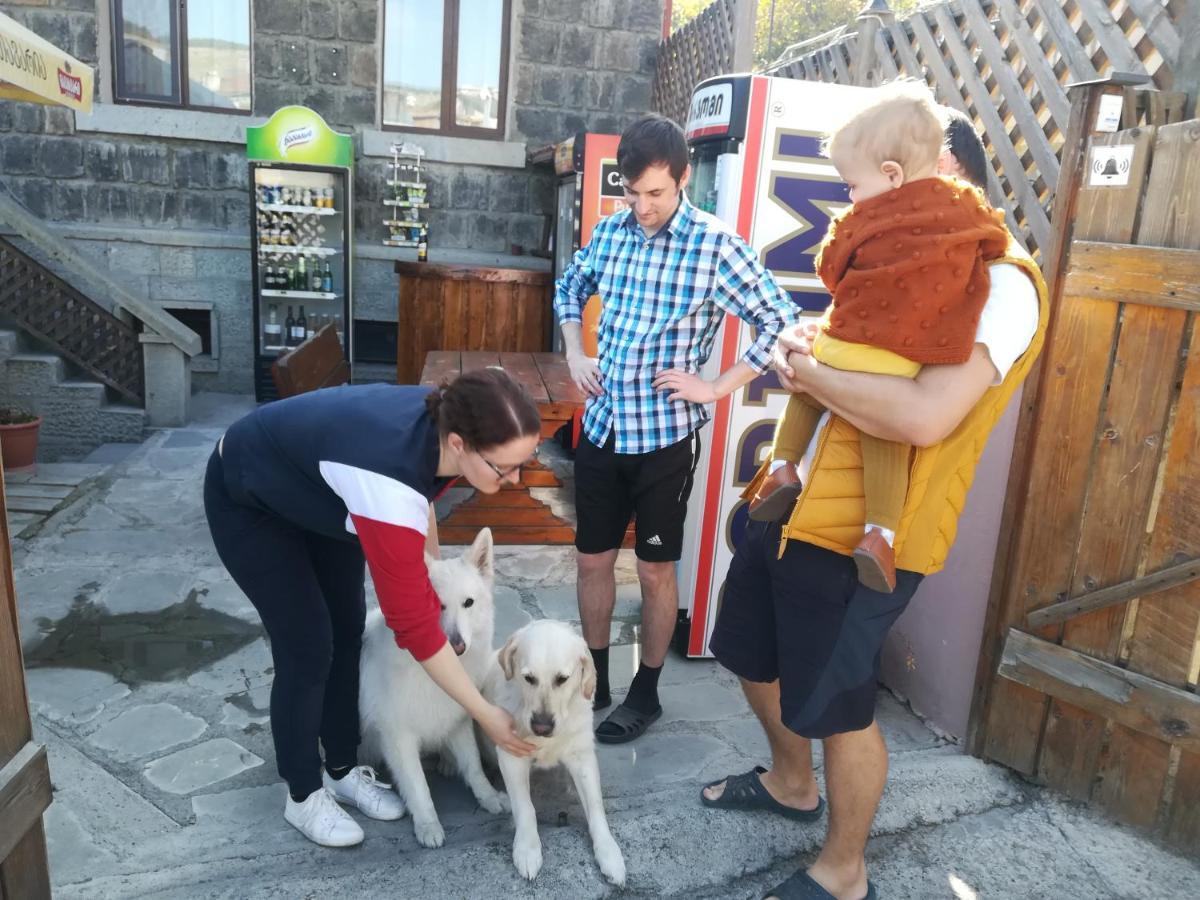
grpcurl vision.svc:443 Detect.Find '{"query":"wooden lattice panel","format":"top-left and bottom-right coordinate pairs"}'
top-left (0, 238), bottom-right (144, 404)
top-left (653, 0), bottom-right (737, 127)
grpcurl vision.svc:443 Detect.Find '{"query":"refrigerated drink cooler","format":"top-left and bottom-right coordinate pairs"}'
top-left (246, 106), bottom-right (355, 402)
top-left (550, 131), bottom-right (623, 355)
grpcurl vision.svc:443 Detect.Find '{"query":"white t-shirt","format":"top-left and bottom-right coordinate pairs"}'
top-left (797, 261), bottom-right (1039, 478)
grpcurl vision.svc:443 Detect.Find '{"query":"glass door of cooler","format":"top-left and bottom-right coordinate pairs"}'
top-left (250, 162), bottom-right (352, 402)
top-left (687, 138), bottom-right (742, 226)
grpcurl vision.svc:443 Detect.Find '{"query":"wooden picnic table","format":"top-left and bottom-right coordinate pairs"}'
top-left (420, 351), bottom-right (584, 545)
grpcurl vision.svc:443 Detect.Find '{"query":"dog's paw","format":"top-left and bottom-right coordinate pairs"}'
top-left (594, 836), bottom-right (626, 887)
top-left (413, 818), bottom-right (445, 849)
top-left (512, 834), bottom-right (543, 881)
top-left (478, 789), bottom-right (509, 815)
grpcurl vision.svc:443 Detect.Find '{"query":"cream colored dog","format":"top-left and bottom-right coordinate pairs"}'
top-left (481, 620), bottom-right (625, 885)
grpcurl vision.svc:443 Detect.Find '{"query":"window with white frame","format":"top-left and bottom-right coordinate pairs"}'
top-left (112, 0), bottom-right (252, 113)
top-left (382, 0), bottom-right (510, 138)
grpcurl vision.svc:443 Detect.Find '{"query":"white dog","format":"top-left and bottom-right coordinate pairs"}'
top-left (482, 620), bottom-right (626, 885)
top-left (359, 528), bottom-right (508, 848)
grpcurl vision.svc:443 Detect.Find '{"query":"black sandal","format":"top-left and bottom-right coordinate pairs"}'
top-left (700, 766), bottom-right (825, 822)
top-left (595, 702), bottom-right (662, 744)
top-left (764, 870), bottom-right (876, 900)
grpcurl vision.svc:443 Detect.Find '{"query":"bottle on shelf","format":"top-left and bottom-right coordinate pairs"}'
top-left (322, 261), bottom-right (333, 293)
top-left (295, 255), bottom-right (307, 292)
top-left (285, 306), bottom-right (298, 347)
top-left (310, 260), bottom-right (323, 293)
top-left (298, 305), bottom-right (310, 341)
top-left (264, 304), bottom-right (283, 350)
top-left (417, 227), bottom-right (428, 262)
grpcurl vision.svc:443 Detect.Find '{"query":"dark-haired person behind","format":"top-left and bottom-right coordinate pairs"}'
top-left (938, 107), bottom-right (989, 189)
top-left (203, 371), bottom-right (539, 848)
top-left (555, 114), bottom-right (799, 744)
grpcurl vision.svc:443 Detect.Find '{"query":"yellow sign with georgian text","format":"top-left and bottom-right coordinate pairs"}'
top-left (0, 10), bottom-right (93, 113)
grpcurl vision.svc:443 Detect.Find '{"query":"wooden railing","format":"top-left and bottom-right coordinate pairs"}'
top-left (0, 237), bottom-right (144, 404)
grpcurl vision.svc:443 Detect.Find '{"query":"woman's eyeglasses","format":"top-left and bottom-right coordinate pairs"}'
top-left (478, 446), bottom-right (540, 479)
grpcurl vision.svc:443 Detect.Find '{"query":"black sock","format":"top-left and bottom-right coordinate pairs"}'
top-left (624, 662), bottom-right (663, 714)
top-left (290, 787), bottom-right (316, 803)
top-left (590, 646), bottom-right (610, 707)
top-left (325, 764), bottom-right (353, 781)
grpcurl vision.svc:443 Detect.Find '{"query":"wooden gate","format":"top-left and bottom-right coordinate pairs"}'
top-left (0, 466), bottom-right (52, 897)
top-left (970, 82), bottom-right (1200, 850)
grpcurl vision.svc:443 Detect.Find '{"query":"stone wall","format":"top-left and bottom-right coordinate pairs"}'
top-left (0, 0), bottom-right (661, 393)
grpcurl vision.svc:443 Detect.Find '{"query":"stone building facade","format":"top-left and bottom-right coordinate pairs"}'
top-left (0, 0), bottom-right (662, 392)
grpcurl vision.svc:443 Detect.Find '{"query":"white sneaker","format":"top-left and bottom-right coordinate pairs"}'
top-left (284, 787), bottom-right (365, 847)
top-left (323, 766), bottom-right (405, 821)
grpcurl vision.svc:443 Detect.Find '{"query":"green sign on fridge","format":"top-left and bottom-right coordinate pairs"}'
top-left (246, 106), bottom-right (353, 168)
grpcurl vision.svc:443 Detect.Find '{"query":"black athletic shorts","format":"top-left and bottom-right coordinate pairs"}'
top-left (710, 519), bottom-right (922, 738)
top-left (573, 430), bottom-right (701, 562)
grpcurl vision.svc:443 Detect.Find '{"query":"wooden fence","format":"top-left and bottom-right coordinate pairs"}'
top-left (764, 0), bottom-right (1193, 260)
top-left (970, 78), bottom-right (1200, 850)
top-left (653, 0), bottom-right (739, 127)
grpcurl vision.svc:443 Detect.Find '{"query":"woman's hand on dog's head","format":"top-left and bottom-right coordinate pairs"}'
top-left (478, 703), bottom-right (537, 757)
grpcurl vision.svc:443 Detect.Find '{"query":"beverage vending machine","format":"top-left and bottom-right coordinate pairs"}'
top-left (676, 74), bottom-right (868, 657)
top-left (246, 106), bottom-right (354, 402)
top-left (551, 132), bottom-right (624, 356)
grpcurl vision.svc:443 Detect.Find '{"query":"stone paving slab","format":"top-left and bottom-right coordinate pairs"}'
top-left (27, 667), bottom-right (131, 725)
top-left (143, 738), bottom-right (265, 795)
top-left (88, 703), bottom-right (208, 761)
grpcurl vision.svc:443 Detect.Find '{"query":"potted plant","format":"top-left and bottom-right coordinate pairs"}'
top-left (0, 407), bottom-right (42, 471)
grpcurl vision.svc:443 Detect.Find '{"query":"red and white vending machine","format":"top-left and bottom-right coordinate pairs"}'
top-left (677, 74), bottom-right (868, 657)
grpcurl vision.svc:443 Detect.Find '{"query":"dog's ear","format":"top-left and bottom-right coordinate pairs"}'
top-left (580, 652), bottom-right (597, 701)
top-left (468, 528), bottom-right (494, 581)
top-left (498, 634), bottom-right (519, 680)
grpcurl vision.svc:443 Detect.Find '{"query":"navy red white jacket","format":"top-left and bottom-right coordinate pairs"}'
top-left (220, 383), bottom-right (451, 660)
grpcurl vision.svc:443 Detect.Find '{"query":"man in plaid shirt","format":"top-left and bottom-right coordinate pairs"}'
top-left (554, 115), bottom-right (798, 743)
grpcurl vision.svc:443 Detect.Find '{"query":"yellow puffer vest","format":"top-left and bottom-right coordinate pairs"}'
top-left (744, 244), bottom-right (1049, 575)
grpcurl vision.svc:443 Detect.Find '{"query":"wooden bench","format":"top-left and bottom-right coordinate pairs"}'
top-left (420, 351), bottom-right (582, 545)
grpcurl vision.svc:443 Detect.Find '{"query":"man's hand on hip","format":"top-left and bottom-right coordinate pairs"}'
top-left (567, 352), bottom-right (603, 396)
top-left (653, 368), bottom-right (717, 404)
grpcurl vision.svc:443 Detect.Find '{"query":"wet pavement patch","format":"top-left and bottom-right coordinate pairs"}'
top-left (25, 589), bottom-right (262, 685)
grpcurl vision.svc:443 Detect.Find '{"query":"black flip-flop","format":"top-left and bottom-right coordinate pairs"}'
top-left (595, 702), bottom-right (662, 744)
top-left (764, 870), bottom-right (876, 900)
top-left (700, 766), bottom-right (825, 822)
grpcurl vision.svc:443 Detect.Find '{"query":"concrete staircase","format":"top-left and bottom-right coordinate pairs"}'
top-left (0, 329), bottom-right (145, 461)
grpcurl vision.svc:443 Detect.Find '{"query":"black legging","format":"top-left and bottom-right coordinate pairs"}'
top-left (203, 447), bottom-right (366, 798)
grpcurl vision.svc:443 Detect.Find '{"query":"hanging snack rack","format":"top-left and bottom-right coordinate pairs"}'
top-left (383, 142), bottom-right (429, 248)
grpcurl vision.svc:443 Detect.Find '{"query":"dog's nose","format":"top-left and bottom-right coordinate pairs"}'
top-left (530, 712), bottom-right (555, 737)
top-left (451, 639), bottom-right (467, 656)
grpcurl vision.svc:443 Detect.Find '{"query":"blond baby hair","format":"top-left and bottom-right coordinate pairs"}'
top-left (824, 79), bottom-right (946, 178)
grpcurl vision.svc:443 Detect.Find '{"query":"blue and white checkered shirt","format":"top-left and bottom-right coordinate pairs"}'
top-left (554, 194), bottom-right (798, 454)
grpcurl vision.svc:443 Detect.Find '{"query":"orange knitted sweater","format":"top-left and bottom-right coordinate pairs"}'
top-left (815, 177), bottom-right (1009, 365)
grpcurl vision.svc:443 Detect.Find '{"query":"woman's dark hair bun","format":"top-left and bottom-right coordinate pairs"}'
top-left (427, 369), bottom-right (540, 451)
